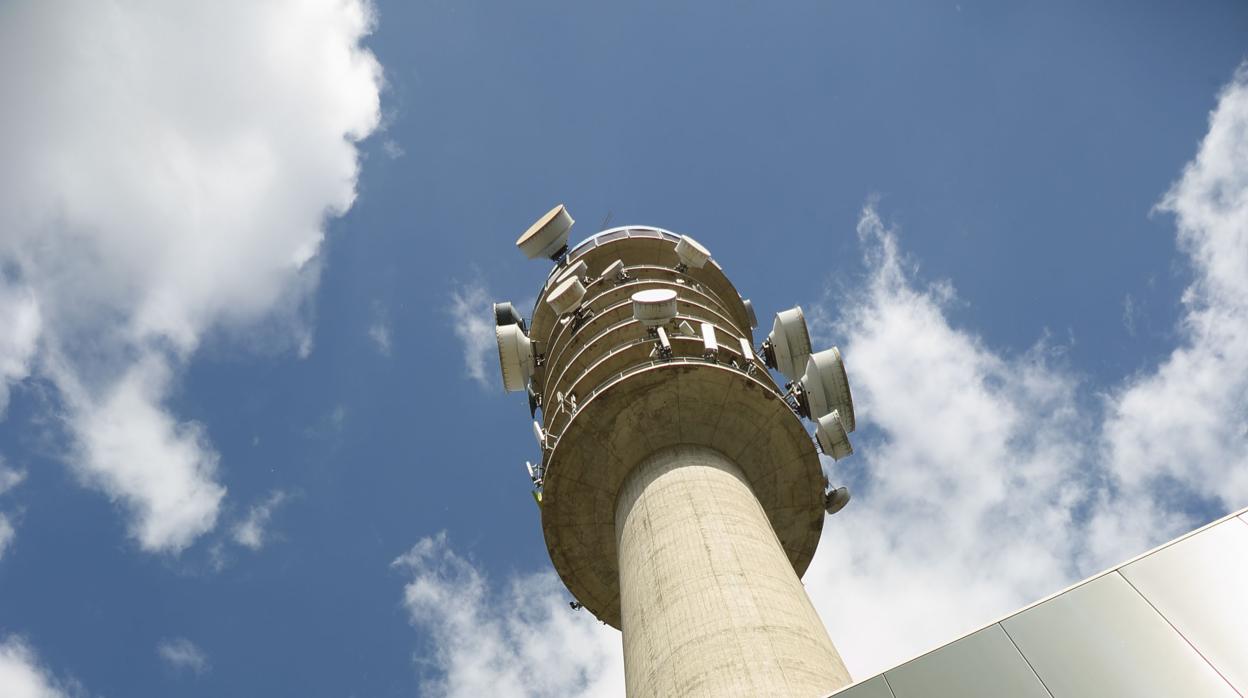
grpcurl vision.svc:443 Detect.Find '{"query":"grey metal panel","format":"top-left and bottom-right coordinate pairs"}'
top-left (829, 675), bottom-right (894, 698)
top-left (1121, 519), bottom-right (1248, 694)
top-left (883, 624), bottom-right (1051, 698)
top-left (1002, 572), bottom-right (1237, 698)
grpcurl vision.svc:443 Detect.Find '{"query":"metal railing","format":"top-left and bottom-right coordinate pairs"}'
top-left (539, 344), bottom-right (784, 455)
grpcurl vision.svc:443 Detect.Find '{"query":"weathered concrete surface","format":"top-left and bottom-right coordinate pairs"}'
top-left (616, 444), bottom-right (851, 698)
top-left (541, 361), bottom-right (826, 627)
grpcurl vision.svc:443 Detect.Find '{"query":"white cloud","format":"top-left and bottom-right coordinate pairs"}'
top-left (0, 515), bottom-right (13, 562)
top-left (370, 323), bottom-right (393, 356)
top-left (400, 65), bottom-right (1248, 693)
top-left (232, 490), bottom-right (289, 551)
top-left (393, 533), bottom-right (623, 698)
top-left (449, 281), bottom-right (496, 388)
top-left (0, 636), bottom-right (73, 698)
top-left (156, 637), bottom-right (210, 675)
top-left (51, 355), bottom-right (225, 553)
top-left (0, 284), bottom-right (40, 418)
top-left (0, 458), bottom-right (25, 561)
top-left (803, 206), bottom-right (1093, 676)
top-left (0, 1), bottom-right (383, 552)
top-left (808, 66), bottom-right (1248, 676)
top-left (382, 138), bottom-right (406, 159)
top-left (0, 458), bottom-right (24, 496)
top-left (1090, 64), bottom-right (1248, 563)
top-left (369, 303), bottom-right (394, 356)
top-left (1121, 293), bottom-right (1138, 336)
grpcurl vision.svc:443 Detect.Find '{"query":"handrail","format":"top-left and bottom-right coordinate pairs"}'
top-left (539, 292), bottom-right (748, 398)
top-left (536, 265), bottom-right (746, 355)
top-left (541, 340), bottom-right (779, 448)
top-left (528, 232), bottom-right (749, 345)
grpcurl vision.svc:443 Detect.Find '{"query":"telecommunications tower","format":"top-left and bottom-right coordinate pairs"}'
top-left (494, 205), bottom-right (858, 697)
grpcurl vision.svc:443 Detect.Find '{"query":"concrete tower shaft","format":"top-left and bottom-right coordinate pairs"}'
top-left (503, 221), bottom-right (853, 697)
top-left (618, 444), bottom-right (850, 696)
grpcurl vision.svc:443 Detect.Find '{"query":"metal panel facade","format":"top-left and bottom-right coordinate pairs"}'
top-left (1121, 518), bottom-right (1248, 694)
top-left (829, 507), bottom-right (1248, 698)
top-left (1002, 572), bottom-right (1236, 697)
top-left (884, 624), bottom-right (1050, 698)
top-left (831, 675), bottom-right (894, 698)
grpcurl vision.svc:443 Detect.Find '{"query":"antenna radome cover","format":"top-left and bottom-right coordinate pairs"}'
top-left (517, 204), bottom-right (574, 260)
top-left (496, 323), bottom-right (534, 392)
top-left (675, 235), bottom-right (712, 269)
top-left (547, 276), bottom-right (587, 315)
top-left (631, 288), bottom-right (678, 327)
top-left (815, 410), bottom-right (853, 461)
top-left (767, 306), bottom-right (812, 380)
top-left (800, 347), bottom-right (855, 432)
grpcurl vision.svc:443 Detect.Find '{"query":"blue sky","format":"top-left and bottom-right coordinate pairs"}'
top-left (1, 1), bottom-right (1247, 696)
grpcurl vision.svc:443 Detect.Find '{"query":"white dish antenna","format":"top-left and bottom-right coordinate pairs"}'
top-left (741, 298), bottom-right (758, 330)
top-left (799, 347), bottom-right (855, 432)
top-left (547, 275), bottom-right (587, 315)
top-left (553, 259), bottom-right (588, 287)
top-left (815, 410), bottom-right (853, 461)
top-left (763, 306), bottom-right (812, 381)
top-left (602, 259), bottom-right (627, 283)
top-left (496, 323), bottom-right (535, 392)
top-left (631, 288), bottom-right (678, 327)
top-left (493, 301), bottom-right (525, 330)
top-left (674, 235), bottom-right (712, 270)
top-left (517, 204), bottom-right (574, 261)
top-left (825, 486), bottom-right (851, 515)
